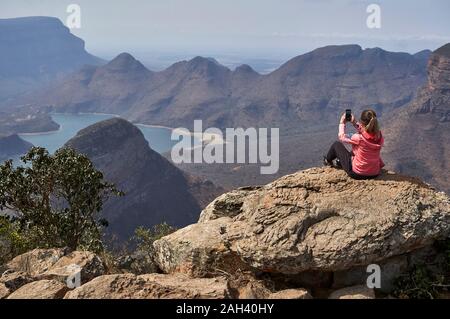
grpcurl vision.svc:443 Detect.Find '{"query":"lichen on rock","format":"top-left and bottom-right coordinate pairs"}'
top-left (154, 167), bottom-right (450, 283)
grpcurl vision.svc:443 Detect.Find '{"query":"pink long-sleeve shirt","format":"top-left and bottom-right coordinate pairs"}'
top-left (338, 122), bottom-right (385, 176)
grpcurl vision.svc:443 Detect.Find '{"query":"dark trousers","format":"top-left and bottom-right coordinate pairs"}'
top-left (326, 141), bottom-right (378, 180)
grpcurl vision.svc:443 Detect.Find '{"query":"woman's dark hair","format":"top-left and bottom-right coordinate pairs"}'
top-left (360, 109), bottom-right (380, 134)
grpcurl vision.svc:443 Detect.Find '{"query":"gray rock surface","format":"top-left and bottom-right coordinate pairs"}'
top-left (64, 273), bottom-right (230, 299)
top-left (0, 271), bottom-right (33, 291)
top-left (6, 248), bottom-right (66, 276)
top-left (328, 285), bottom-right (375, 299)
top-left (0, 283), bottom-right (9, 299)
top-left (6, 279), bottom-right (68, 299)
top-left (154, 167), bottom-right (450, 277)
top-left (268, 289), bottom-right (313, 299)
top-left (43, 251), bottom-right (106, 284)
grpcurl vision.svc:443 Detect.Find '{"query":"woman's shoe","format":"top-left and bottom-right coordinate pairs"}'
top-left (323, 156), bottom-right (332, 166)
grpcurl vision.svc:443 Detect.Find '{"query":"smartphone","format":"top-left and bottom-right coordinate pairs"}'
top-left (345, 109), bottom-right (352, 122)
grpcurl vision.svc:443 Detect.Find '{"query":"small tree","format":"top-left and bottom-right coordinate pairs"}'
top-left (133, 223), bottom-right (177, 254)
top-left (124, 223), bottom-right (176, 274)
top-left (0, 147), bottom-right (122, 252)
top-left (0, 215), bottom-right (29, 265)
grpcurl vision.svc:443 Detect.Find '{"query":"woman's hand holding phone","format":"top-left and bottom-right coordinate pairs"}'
top-left (340, 112), bottom-right (356, 124)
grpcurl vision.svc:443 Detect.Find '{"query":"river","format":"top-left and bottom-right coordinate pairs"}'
top-left (18, 113), bottom-right (180, 154)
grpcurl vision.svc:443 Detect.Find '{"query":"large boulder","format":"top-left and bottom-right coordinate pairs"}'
top-left (154, 168), bottom-right (450, 279)
top-left (115, 251), bottom-right (159, 275)
top-left (228, 274), bottom-right (273, 299)
top-left (0, 271), bottom-right (33, 291)
top-left (0, 283), bottom-right (9, 299)
top-left (328, 285), bottom-right (375, 299)
top-left (7, 280), bottom-right (68, 299)
top-left (268, 289), bottom-right (313, 299)
top-left (64, 274), bottom-right (230, 299)
top-left (6, 248), bottom-right (66, 276)
top-left (5, 249), bottom-right (105, 287)
top-left (43, 251), bottom-right (106, 284)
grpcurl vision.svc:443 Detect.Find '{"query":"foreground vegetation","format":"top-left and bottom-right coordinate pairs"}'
top-left (0, 147), bottom-right (122, 263)
top-left (0, 147), bottom-right (176, 269)
top-left (393, 240), bottom-right (450, 299)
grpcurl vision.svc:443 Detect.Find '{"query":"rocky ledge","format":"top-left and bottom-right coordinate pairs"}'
top-left (0, 248), bottom-right (233, 299)
top-left (1, 167), bottom-right (449, 299)
top-left (153, 167), bottom-right (450, 295)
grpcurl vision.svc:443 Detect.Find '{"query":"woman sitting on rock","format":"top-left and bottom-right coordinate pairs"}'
top-left (324, 109), bottom-right (384, 180)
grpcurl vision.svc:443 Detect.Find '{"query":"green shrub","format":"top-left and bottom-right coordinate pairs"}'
top-left (393, 264), bottom-right (442, 299)
top-left (0, 147), bottom-right (122, 254)
top-left (0, 216), bottom-right (29, 265)
top-left (393, 239), bottom-right (450, 299)
top-left (118, 223), bottom-right (177, 274)
top-left (133, 223), bottom-right (177, 253)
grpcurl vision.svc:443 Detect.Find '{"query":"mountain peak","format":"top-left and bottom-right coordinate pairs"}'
top-left (165, 57), bottom-right (226, 73)
top-left (175, 56), bottom-right (230, 77)
top-left (110, 52), bottom-right (137, 63)
top-left (65, 118), bottom-right (221, 240)
top-left (186, 56), bottom-right (230, 72)
top-left (234, 64), bottom-right (258, 74)
top-left (106, 53), bottom-right (149, 72)
top-left (434, 43), bottom-right (450, 58)
top-left (67, 117), bottom-right (143, 152)
top-left (82, 116), bottom-right (136, 132)
top-left (274, 44), bottom-right (363, 77)
top-left (414, 49), bottom-right (432, 60)
top-left (311, 44), bottom-right (363, 57)
top-left (189, 56), bottom-right (220, 65)
top-left (65, 117), bottom-right (151, 157)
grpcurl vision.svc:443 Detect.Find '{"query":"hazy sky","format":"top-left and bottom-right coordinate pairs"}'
top-left (1, 0), bottom-right (449, 60)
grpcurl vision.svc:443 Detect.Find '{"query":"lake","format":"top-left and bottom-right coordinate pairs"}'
top-left (19, 113), bottom-right (180, 155)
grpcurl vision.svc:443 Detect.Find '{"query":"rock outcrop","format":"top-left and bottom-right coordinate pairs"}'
top-left (6, 248), bottom-right (67, 276)
top-left (64, 274), bottom-right (230, 299)
top-left (413, 43), bottom-right (450, 120)
top-left (42, 251), bottom-right (105, 284)
top-left (2, 168), bottom-right (449, 299)
top-left (385, 43), bottom-right (450, 194)
top-left (154, 167), bottom-right (450, 290)
top-left (268, 289), bottom-right (313, 299)
top-left (0, 283), bottom-right (10, 299)
top-left (0, 271), bottom-right (33, 291)
top-left (0, 248), bottom-right (237, 299)
top-left (328, 285), bottom-right (375, 299)
top-left (7, 280), bottom-right (69, 299)
top-left (0, 248), bottom-right (106, 298)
